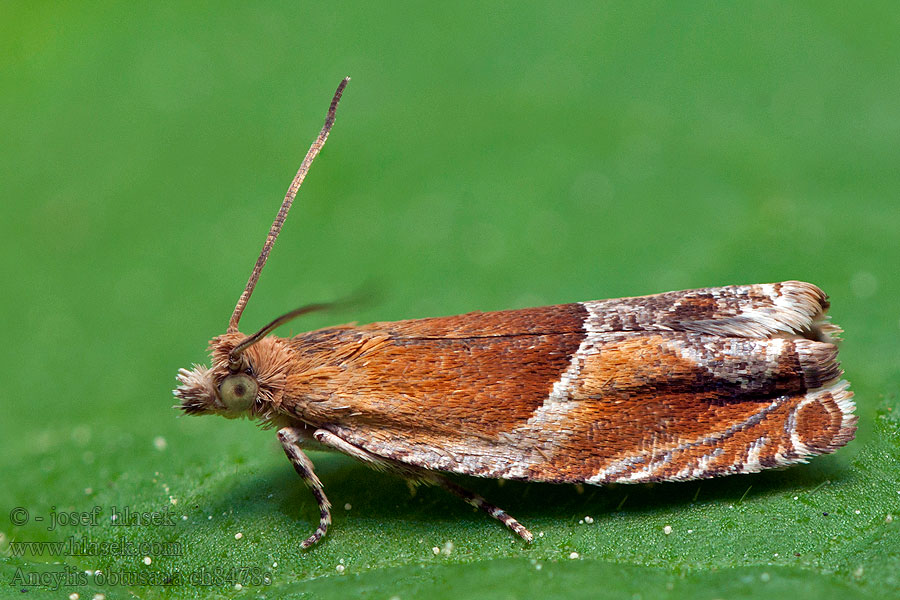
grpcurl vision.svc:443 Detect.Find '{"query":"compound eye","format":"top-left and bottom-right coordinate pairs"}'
top-left (218, 373), bottom-right (258, 412)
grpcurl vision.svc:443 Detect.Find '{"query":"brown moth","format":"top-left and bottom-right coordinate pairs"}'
top-left (174, 78), bottom-right (857, 547)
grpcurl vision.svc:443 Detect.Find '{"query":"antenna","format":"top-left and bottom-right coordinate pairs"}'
top-left (228, 302), bottom-right (331, 370)
top-left (228, 77), bottom-right (350, 333)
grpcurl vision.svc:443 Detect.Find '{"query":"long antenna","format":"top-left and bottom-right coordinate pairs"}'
top-left (228, 302), bottom-right (331, 370)
top-left (228, 77), bottom-right (350, 333)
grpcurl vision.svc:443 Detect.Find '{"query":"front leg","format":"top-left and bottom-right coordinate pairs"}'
top-left (312, 428), bottom-right (533, 543)
top-left (277, 426), bottom-right (332, 549)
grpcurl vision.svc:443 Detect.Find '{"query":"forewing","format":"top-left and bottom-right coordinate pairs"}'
top-left (301, 282), bottom-right (856, 484)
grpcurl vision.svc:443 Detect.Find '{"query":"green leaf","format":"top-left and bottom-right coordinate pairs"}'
top-left (3, 408), bottom-right (899, 598)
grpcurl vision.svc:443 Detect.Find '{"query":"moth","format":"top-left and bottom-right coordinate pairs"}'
top-left (174, 78), bottom-right (857, 547)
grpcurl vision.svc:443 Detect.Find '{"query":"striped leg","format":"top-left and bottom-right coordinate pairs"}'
top-left (427, 474), bottom-right (534, 543)
top-left (313, 429), bottom-right (397, 471)
top-left (311, 428), bottom-right (533, 543)
top-left (276, 427), bottom-right (332, 549)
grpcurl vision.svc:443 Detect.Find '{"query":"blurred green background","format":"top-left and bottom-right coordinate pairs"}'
top-left (2, 2), bottom-right (898, 599)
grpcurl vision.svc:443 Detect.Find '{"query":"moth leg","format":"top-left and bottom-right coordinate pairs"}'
top-left (276, 426), bottom-right (332, 549)
top-left (312, 429), bottom-right (400, 472)
top-left (312, 429), bottom-right (533, 543)
top-left (426, 473), bottom-right (534, 543)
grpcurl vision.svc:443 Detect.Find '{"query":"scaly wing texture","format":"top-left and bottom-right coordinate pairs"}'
top-left (288, 281), bottom-right (856, 484)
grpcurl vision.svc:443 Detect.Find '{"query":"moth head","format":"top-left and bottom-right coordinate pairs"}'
top-left (174, 304), bottom-right (330, 420)
top-left (174, 331), bottom-right (293, 421)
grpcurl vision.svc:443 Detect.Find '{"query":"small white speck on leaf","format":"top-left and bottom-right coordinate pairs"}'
top-left (234, 532), bottom-right (243, 540)
top-left (142, 556), bottom-right (151, 565)
top-left (569, 552), bottom-right (580, 559)
top-left (663, 525), bottom-right (673, 535)
top-left (584, 516), bottom-right (594, 524)
top-left (336, 564), bottom-right (345, 574)
top-left (153, 436), bottom-right (168, 451)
